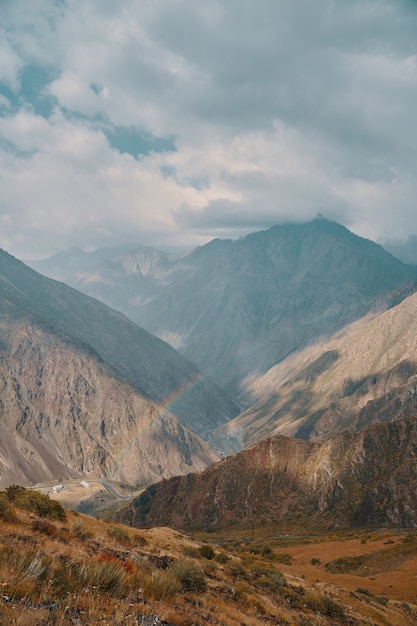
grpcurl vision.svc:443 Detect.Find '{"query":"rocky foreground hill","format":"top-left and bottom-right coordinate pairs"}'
top-left (117, 415), bottom-right (417, 531)
top-left (2, 488), bottom-right (415, 625)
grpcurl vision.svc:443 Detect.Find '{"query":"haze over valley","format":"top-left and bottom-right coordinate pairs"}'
top-left (5, 218), bottom-right (417, 493)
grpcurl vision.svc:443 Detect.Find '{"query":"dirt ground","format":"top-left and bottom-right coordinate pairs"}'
top-left (273, 534), bottom-right (417, 603)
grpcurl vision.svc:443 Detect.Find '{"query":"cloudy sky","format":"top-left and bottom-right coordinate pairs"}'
top-left (1, 0), bottom-right (417, 258)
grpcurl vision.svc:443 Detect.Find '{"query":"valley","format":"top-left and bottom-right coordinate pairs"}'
top-left (3, 219), bottom-right (417, 623)
top-left (0, 487), bottom-right (416, 625)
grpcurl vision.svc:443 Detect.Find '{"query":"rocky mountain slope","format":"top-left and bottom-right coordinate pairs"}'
top-left (118, 415), bottom-right (417, 531)
top-left (0, 319), bottom-right (218, 488)
top-left (217, 289), bottom-right (417, 448)
top-left (28, 219), bottom-right (417, 401)
top-left (0, 249), bottom-right (239, 440)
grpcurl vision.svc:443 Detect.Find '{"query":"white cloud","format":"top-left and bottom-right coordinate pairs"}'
top-left (0, 34), bottom-right (23, 90)
top-left (1, 0), bottom-right (417, 257)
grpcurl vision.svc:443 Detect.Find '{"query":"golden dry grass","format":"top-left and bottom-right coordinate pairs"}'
top-left (0, 490), bottom-right (416, 625)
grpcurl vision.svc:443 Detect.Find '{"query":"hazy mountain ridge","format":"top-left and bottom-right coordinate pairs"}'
top-left (29, 220), bottom-right (417, 401)
top-left (217, 289), bottom-right (417, 447)
top-left (118, 415), bottom-right (417, 531)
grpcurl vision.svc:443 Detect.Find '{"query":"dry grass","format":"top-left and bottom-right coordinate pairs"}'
top-left (0, 489), bottom-right (416, 625)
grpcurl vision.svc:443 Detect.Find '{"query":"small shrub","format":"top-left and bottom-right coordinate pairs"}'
top-left (234, 580), bottom-right (252, 596)
top-left (311, 557), bottom-right (321, 565)
top-left (199, 544), bottom-right (215, 560)
top-left (0, 493), bottom-right (17, 522)
top-left (5, 548), bottom-right (52, 585)
top-left (274, 553), bottom-right (292, 565)
top-left (31, 519), bottom-right (56, 535)
top-left (169, 558), bottom-right (206, 593)
top-left (106, 525), bottom-right (131, 544)
top-left (224, 559), bottom-right (245, 579)
top-left (145, 571), bottom-right (181, 600)
top-left (5, 486), bottom-right (66, 521)
top-left (182, 546), bottom-right (200, 558)
top-left (322, 596), bottom-right (346, 619)
top-left (53, 559), bottom-right (125, 594)
top-left (214, 552), bottom-right (229, 564)
top-left (356, 587), bottom-right (371, 596)
top-left (72, 522), bottom-right (93, 540)
top-left (133, 533), bottom-right (147, 547)
top-left (304, 591), bottom-right (346, 620)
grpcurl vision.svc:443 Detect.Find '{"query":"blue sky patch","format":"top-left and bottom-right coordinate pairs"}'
top-left (105, 126), bottom-right (176, 158)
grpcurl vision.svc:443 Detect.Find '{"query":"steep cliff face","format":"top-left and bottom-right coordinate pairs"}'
top-left (0, 320), bottom-right (219, 488)
top-left (117, 416), bottom-right (417, 530)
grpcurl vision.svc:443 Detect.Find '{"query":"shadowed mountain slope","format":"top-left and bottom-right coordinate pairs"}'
top-left (117, 415), bottom-right (417, 531)
top-left (0, 250), bottom-right (239, 439)
top-left (217, 289), bottom-right (417, 448)
top-left (0, 319), bottom-right (218, 488)
top-left (29, 220), bottom-right (417, 402)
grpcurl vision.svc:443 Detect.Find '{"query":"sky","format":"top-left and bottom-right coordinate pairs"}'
top-left (1, 0), bottom-right (417, 259)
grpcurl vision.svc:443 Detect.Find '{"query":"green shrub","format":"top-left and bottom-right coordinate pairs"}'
top-left (72, 522), bottom-right (93, 540)
top-left (214, 552), bottom-right (229, 564)
top-left (169, 558), bottom-right (206, 593)
top-left (224, 559), bottom-right (245, 579)
top-left (31, 519), bottom-right (56, 535)
top-left (199, 544), bottom-right (215, 560)
top-left (145, 570), bottom-right (181, 599)
top-left (53, 559), bottom-right (125, 594)
top-left (106, 525), bottom-right (131, 544)
top-left (182, 545), bottom-right (200, 558)
top-left (4, 548), bottom-right (52, 584)
top-left (274, 552), bottom-right (292, 565)
top-left (4, 486), bottom-right (66, 521)
top-left (0, 493), bottom-right (17, 522)
top-left (133, 533), bottom-right (147, 547)
top-left (356, 587), bottom-right (371, 596)
top-left (311, 557), bottom-right (321, 565)
top-left (303, 591), bottom-right (346, 620)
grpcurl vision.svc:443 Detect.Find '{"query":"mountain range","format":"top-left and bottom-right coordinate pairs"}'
top-left (27, 219), bottom-right (417, 403)
top-left (0, 250), bottom-right (240, 487)
top-left (8, 219), bottom-right (417, 528)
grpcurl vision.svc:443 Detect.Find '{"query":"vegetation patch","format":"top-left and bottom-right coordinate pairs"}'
top-left (4, 485), bottom-right (66, 521)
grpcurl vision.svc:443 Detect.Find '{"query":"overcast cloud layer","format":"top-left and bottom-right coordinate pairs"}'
top-left (1, 0), bottom-right (417, 258)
